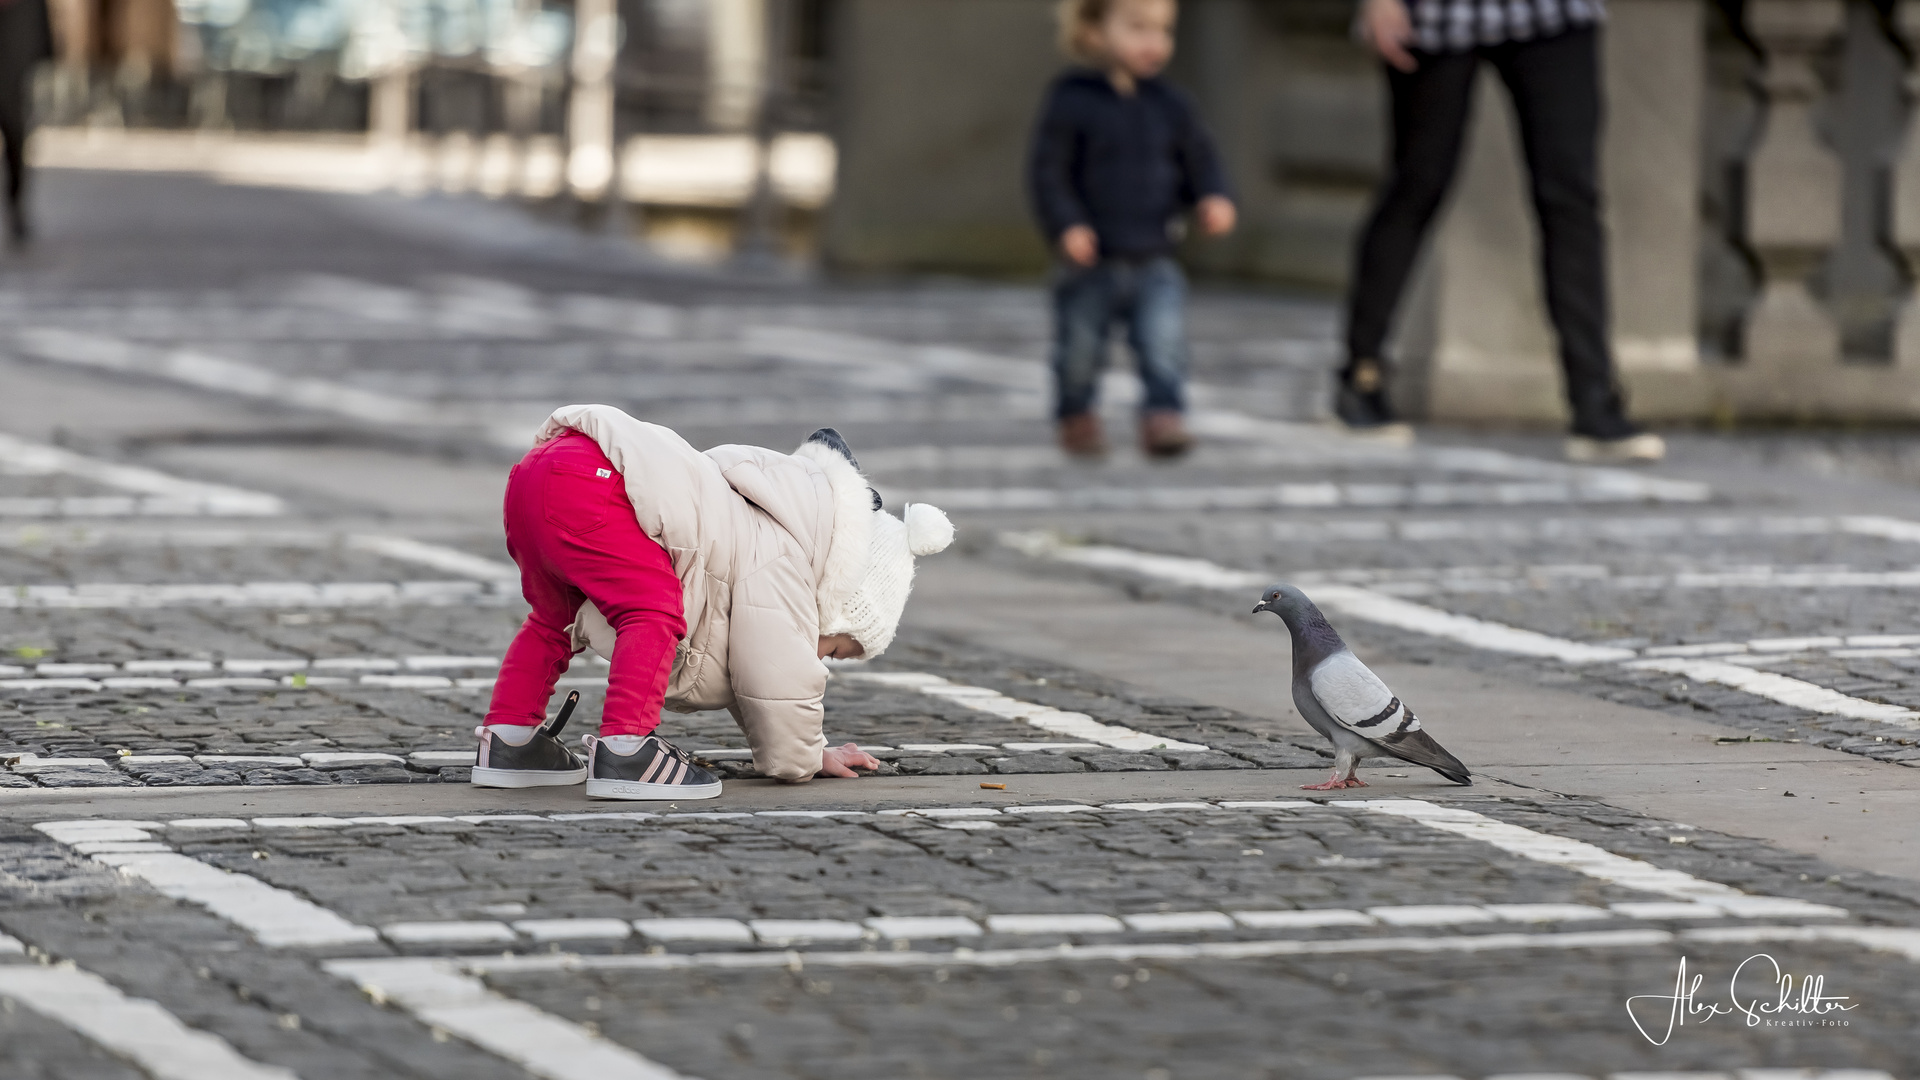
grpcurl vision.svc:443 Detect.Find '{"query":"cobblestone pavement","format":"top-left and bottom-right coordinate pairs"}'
top-left (3, 797), bottom-right (1917, 1078)
top-left (2, 171), bottom-right (1919, 1076)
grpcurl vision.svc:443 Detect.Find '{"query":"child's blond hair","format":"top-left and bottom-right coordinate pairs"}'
top-left (1055, 0), bottom-right (1173, 65)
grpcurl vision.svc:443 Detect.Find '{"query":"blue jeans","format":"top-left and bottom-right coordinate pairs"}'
top-left (1049, 256), bottom-right (1188, 419)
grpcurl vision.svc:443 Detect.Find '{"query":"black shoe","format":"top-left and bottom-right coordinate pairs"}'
top-left (584, 734), bottom-right (723, 800)
top-left (1334, 359), bottom-right (1400, 429)
top-left (470, 725), bottom-right (587, 788)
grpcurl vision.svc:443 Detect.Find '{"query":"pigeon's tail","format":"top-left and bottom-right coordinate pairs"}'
top-left (1375, 724), bottom-right (1472, 786)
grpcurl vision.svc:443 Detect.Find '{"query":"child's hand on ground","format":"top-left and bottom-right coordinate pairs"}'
top-left (1358, 0), bottom-right (1417, 72)
top-left (1061, 225), bottom-right (1099, 267)
top-left (820, 742), bottom-right (880, 778)
top-left (1198, 195), bottom-right (1236, 237)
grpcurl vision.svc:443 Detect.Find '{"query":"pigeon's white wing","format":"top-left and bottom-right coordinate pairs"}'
top-left (1306, 651), bottom-right (1420, 737)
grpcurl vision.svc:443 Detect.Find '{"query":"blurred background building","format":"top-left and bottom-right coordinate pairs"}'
top-left (24, 0), bottom-right (1920, 425)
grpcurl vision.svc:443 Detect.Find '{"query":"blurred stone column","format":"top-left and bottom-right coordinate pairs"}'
top-left (362, 0), bottom-right (416, 188)
top-left (1889, 0), bottom-right (1920, 366)
top-left (1397, 0), bottom-right (1706, 422)
top-left (567, 0), bottom-right (619, 204)
top-left (1739, 0), bottom-right (1845, 369)
top-left (370, 68), bottom-right (413, 165)
top-left (707, 0), bottom-right (766, 131)
top-left (737, 0), bottom-right (789, 263)
top-left (503, 0), bottom-right (545, 197)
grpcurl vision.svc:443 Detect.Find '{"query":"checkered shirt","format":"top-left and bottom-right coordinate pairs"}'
top-left (1407, 0), bottom-right (1604, 52)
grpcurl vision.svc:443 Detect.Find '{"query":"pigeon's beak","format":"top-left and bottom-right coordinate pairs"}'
top-left (1251, 601), bottom-right (1271, 615)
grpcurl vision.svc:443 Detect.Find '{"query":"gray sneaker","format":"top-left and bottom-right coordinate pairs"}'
top-left (470, 726), bottom-right (587, 788)
top-left (584, 734), bottom-right (723, 800)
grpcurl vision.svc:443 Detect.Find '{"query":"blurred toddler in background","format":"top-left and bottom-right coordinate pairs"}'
top-left (1027, 0), bottom-right (1236, 459)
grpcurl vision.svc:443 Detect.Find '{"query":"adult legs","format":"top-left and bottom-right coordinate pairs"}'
top-left (1342, 49), bottom-right (1482, 414)
top-left (0, 83), bottom-right (27, 244)
top-left (1489, 28), bottom-right (1631, 434)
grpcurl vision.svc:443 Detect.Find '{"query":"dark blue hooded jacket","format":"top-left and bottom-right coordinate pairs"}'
top-left (1026, 69), bottom-right (1230, 259)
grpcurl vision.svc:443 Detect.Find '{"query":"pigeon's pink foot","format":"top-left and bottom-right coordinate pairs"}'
top-left (1301, 773), bottom-right (1363, 791)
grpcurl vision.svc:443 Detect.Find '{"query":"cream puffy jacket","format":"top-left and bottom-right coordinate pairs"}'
top-left (537, 404), bottom-right (874, 781)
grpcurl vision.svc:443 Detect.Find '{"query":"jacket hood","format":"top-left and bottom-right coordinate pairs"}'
top-left (791, 435), bottom-right (877, 630)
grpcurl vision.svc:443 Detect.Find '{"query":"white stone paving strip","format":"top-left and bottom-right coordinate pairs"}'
top-left (0, 431), bottom-right (284, 517)
top-left (32, 820), bottom-right (378, 948)
top-left (0, 964), bottom-right (300, 1080)
top-left (1260, 512), bottom-right (1920, 546)
top-left (1625, 657), bottom-right (1920, 731)
top-left (344, 535), bottom-right (518, 581)
top-left (0, 652), bottom-right (577, 693)
top-left (1343, 1073), bottom-right (1890, 1080)
top-left (1131, 559), bottom-right (1920, 598)
top-left (323, 958), bottom-right (695, 1080)
top-left (836, 670), bottom-right (1211, 752)
top-left (1003, 532), bottom-right (1920, 722)
top-left (0, 580), bottom-right (512, 610)
top-left (383, 922), bottom-right (519, 945)
top-left (15, 327), bottom-right (425, 426)
top-left (76, 798), bottom-right (1843, 944)
top-left (889, 481), bottom-right (1703, 512)
top-left (1001, 533), bottom-right (1633, 665)
top-left (462, 924), bottom-right (1920, 974)
top-left (0, 525), bottom-right (515, 582)
top-left (19, 802), bottom-right (1845, 964)
top-left (1347, 800), bottom-right (1843, 916)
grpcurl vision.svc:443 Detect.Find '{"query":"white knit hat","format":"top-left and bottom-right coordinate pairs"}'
top-left (821, 502), bottom-right (955, 657)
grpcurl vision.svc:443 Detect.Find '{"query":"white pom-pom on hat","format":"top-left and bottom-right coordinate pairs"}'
top-left (821, 503), bottom-right (956, 657)
top-left (904, 503), bottom-right (955, 556)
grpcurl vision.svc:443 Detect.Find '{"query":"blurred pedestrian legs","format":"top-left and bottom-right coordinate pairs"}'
top-left (0, 0), bottom-right (53, 247)
top-left (1345, 0), bottom-right (1664, 463)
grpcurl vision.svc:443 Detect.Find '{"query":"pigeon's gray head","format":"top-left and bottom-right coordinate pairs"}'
top-left (1252, 582), bottom-right (1347, 658)
top-left (1251, 583), bottom-right (1312, 619)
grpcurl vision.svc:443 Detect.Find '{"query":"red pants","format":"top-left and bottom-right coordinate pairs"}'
top-left (485, 433), bottom-right (686, 736)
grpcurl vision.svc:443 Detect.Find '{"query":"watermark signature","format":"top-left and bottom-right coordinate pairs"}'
top-left (1626, 954), bottom-right (1857, 1045)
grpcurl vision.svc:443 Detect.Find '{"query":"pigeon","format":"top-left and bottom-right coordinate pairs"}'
top-left (1252, 583), bottom-right (1471, 790)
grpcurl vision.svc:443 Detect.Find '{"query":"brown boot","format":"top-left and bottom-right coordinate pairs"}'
top-left (1057, 413), bottom-right (1108, 458)
top-left (1140, 410), bottom-right (1193, 458)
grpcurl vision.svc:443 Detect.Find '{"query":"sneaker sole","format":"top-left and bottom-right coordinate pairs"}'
top-left (1331, 420), bottom-right (1416, 446)
top-left (586, 777), bottom-right (723, 801)
top-left (470, 766), bottom-right (588, 788)
top-left (1565, 436), bottom-right (1666, 464)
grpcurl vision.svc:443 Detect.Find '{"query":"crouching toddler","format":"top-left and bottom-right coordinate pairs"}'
top-left (473, 404), bottom-right (954, 800)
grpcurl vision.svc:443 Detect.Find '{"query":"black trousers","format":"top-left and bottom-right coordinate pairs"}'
top-left (0, 79), bottom-right (25, 219)
top-left (1344, 27), bottom-right (1626, 430)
